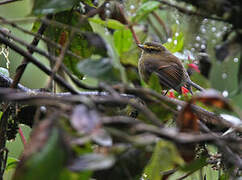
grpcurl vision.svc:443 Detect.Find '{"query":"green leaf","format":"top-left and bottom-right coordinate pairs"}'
top-left (5, 157), bottom-right (19, 171)
top-left (13, 127), bottom-right (67, 180)
top-left (163, 31), bottom-right (184, 53)
top-left (180, 156), bottom-right (207, 172)
top-left (142, 140), bottom-right (184, 180)
top-left (89, 17), bottom-right (125, 30)
top-left (32, 0), bottom-right (79, 15)
top-left (45, 11), bottom-right (94, 79)
top-left (60, 168), bottom-right (92, 180)
top-left (132, 1), bottom-right (160, 23)
top-left (148, 73), bottom-right (162, 93)
top-left (77, 58), bottom-right (120, 83)
top-left (114, 29), bottom-right (133, 56)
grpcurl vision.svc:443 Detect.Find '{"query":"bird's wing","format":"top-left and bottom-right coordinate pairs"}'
top-left (156, 62), bottom-right (183, 93)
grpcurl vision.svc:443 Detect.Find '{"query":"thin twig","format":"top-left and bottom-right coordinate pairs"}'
top-left (0, 27), bottom-right (100, 91)
top-left (0, 34), bottom-right (79, 94)
top-left (10, 14), bottom-right (52, 89)
top-left (0, 16), bottom-right (83, 61)
top-left (157, 0), bottom-right (227, 23)
top-left (0, 0), bottom-right (20, 5)
top-left (151, 11), bottom-right (170, 37)
top-left (117, 4), bottom-right (140, 45)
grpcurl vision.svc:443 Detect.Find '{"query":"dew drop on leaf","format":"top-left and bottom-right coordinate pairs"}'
top-left (222, 73), bottom-right (227, 79)
top-left (222, 90), bottom-right (229, 97)
top-left (234, 58), bottom-right (239, 63)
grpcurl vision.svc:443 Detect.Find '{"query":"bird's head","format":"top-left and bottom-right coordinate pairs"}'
top-left (138, 42), bottom-right (167, 54)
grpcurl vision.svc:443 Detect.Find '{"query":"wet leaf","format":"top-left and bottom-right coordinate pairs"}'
top-left (177, 103), bottom-right (198, 132)
top-left (147, 73), bottom-right (162, 93)
top-left (163, 31), bottom-right (184, 53)
top-left (70, 105), bottom-right (100, 134)
top-left (77, 58), bottom-right (121, 83)
top-left (132, 1), bottom-right (160, 23)
top-left (68, 153), bottom-right (115, 171)
top-left (32, 0), bottom-right (79, 15)
top-left (180, 156), bottom-right (207, 172)
top-left (194, 89), bottom-right (231, 110)
top-left (143, 140), bottom-right (183, 180)
top-left (114, 29), bottom-right (133, 56)
top-left (13, 120), bottom-right (68, 180)
top-left (45, 11), bottom-right (94, 79)
top-left (89, 17), bottom-right (125, 30)
top-left (91, 129), bottom-right (112, 147)
top-left (5, 157), bottom-right (19, 171)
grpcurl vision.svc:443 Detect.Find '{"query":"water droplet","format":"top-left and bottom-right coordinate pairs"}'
top-left (222, 90), bottom-right (229, 97)
top-left (216, 32), bottom-right (222, 38)
top-left (201, 28), bottom-right (206, 33)
top-left (40, 106), bottom-right (47, 113)
top-left (175, 32), bottom-right (179, 37)
top-left (105, 2), bottom-right (110, 8)
top-left (174, 40), bottom-right (177, 45)
top-left (177, 105), bottom-right (182, 110)
top-left (222, 73), bottom-right (227, 79)
top-left (93, 0), bottom-right (98, 6)
top-left (223, 26), bottom-right (228, 31)
top-left (211, 27), bottom-right (216, 32)
top-left (130, 4), bottom-right (135, 10)
top-left (196, 36), bottom-right (201, 41)
top-left (201, 44), bottom-right (206, 49)
top-left (176, 20), bottom-right (180, 24)
top-left (234, 58), bottom-right (239, 62)
top-left (195, 43), bottom-right (199, 48)
top-left (105, 9), bottom-right (111, 17)
top-left (191, 48), bottom-right (195, 52)
top-left (104, 28), bottom-right (110, 35)
top-left (203, 18), bottom-right (208, 23)
top-left (167, 38), bottom-right (172, 43)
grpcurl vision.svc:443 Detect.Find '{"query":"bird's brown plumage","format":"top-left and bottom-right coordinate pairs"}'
top-left (138, 42), bottom-right (201, 94)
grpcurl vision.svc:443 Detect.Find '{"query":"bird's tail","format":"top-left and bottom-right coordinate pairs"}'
top-left (187, 80), bottom-right (204, 92)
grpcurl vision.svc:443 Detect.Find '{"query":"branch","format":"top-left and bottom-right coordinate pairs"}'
top-left (0, 0), bottom-right (20, 5)
top-left (114, 86), bottom-right (242, 131)
top-left (10, 14), bottom-right (52, 89)
top-left (157, 0), bottom-right (227, 23)
top-left (0, 34), bottom-right (79, 94)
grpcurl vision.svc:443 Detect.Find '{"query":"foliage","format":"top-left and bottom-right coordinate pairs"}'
top-left (0, 0), bottom-right (241, 180)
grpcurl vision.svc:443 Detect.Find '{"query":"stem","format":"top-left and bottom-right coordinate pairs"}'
top-left (18, 127), bottom-right (27, 145)
top-left (10, 14), bottom-right (52, 89)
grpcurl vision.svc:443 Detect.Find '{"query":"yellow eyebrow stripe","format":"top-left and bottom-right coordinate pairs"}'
top-left (143, 45), bottom-right (160, 50)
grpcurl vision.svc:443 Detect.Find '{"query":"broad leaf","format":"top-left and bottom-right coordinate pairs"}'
top-left (32, 0), bottom-right (79, 15)
top-left (132, 1), bottom-right (160, 23)
top-left (5, 157), bottom-right (19, 171)
top-left (89, 17), bottom-right (125, 30)
top-left (77, 58), bottom-right (120, 83)
top-left (142, 140), bottom-right (183, 180)
top-left (163, 31), bottom-right (184, 53)
top-left (114, 29), bottom-right (133, 56)
top-left (70, 105), bottom-right (100, 134)
top-left (13, 120), bottom-right (68, 180)
top-left (147, 73), bottom-right (162, 93)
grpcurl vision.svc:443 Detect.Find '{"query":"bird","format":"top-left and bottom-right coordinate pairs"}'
top-left (138, 42), bottom-right (204, 95)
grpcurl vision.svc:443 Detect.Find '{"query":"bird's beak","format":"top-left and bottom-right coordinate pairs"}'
top-left (137, 44), bottom-right (145, 50)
